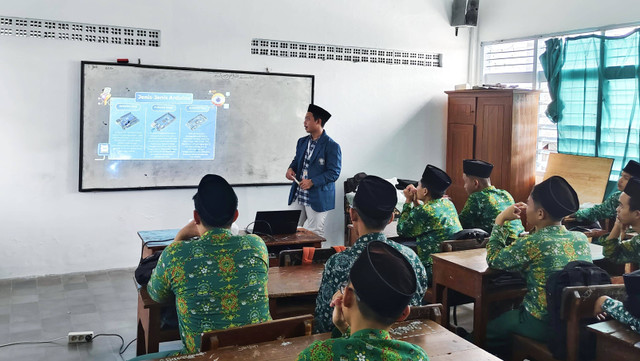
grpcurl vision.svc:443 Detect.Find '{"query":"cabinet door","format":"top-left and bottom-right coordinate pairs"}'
top-left (446, 123), bottom-right (475, 212)
top-left (448, 96), bottom-right (477, 124)
top-left (475, 96), bottom-right (512, 191)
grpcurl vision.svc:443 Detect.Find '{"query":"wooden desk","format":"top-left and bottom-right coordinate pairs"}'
top-left (587, 320), bottom-right (640, 361)
top-left (148, 319), bottom-right (501, 361)
top-left (139, 228), bottom-right (326, 266)
top-left (136, 264), bottom-right (324, 356)
top-left (432, 248), bottom-right (527, 347)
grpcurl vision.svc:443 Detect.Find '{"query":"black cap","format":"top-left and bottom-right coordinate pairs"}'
top-left (349, 241), bottom-right (417, 319)
top-left (623, 160), bottom-right (640, 178)
top-left (421, 164), bottom-right (452, 194)
top-left (624, 177), bottom-right (640, 199)
top-left (307, 104), bottom-right (331, 122)
top-left (463, 159), bottom-right (494, 178)
top-left (352, 175), bottom-right (397, 220)
top-left (531, 176), bottom-right (579, 219)
top-left (623, 270), bottom-right (640, 318)
top-left (193, 174), bottom-right (238, 227)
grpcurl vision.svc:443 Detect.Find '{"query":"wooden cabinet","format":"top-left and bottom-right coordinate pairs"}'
top-left (445, 90), bottom-right (539, 212)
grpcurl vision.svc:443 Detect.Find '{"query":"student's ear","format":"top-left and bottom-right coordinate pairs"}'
top-left (474, 178), bottom-right (480, 189)
top-left (396, 305), bottom-right (411, 322)
top-left (342, 287), bottom-right (355, 308)
top-left (349, 207), bottom-right (359, 223)
top-left (232, 209), bottom-right (239, 223)
top-left (388, 212), bottom-right (395, 224)
top-left (193, 210), bottom-right (201, 224)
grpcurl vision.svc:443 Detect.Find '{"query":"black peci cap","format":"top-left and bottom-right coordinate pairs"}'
top-left (624, 177), bottom-right (640, 199)
top-left (349, 241), bottom-right (417, 319)
top-left (193, 174), bottom-right (238, 227)
top-left (421, 164), bottom-right (452, 194)
top-left (463, 159), bottom-right (494, 178)
top-left (307, 104), bottom-right (331, 123)
top-left (622, 160), bottom-right (640, 178)
top-left (531, 176), bottom-right (579, 219)
top-left (352, 175), bottom-right (397, 220)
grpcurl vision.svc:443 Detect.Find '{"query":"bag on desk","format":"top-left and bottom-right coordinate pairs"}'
top-left (135, 251), bottom-right (162, 285)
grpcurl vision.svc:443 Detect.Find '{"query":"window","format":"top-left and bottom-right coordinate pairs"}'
top-left (481, 25), bottom-right (637, 177)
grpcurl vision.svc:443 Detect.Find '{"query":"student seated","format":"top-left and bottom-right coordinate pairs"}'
top-left (594, 269), bottom-right (640, 334)
top-left (566, 159), bottom-right (640, 225)
top-left (602, 176), bottom-right (640, 263)
top-left (132, 174), bottom-right (271, 359)
top-left (297, 241), bottom-right (429, 361)
top-left (397, 164), bottom-right (462, 282)
top-left (484, 176), bottom-right (592, 357)
top-left (314, 175), bottom-right (428, 333)
top-left (459, 159), bottom-right (524, 240)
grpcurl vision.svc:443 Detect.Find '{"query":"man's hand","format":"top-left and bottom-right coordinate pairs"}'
top-left (495, 202), bottom-right (526, 225)
top-left (174, 219), bottom-right (199, 241)
top-left (594, 295), bottom-right (610, 320)
top-left (286, 168), bottom-right (296, 181)
top-left (300, 179), bottom-right (313, 190)
top-left (330, 291), bottom-right (349, 334)
top-left (403, 185), bottom-right (416, 204)
top-left (608, 218), bottom-right (629, 240)
top-left (563, 215), bottom-right (576, 223)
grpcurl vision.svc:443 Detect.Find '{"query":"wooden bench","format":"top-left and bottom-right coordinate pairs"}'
top-left (512, 284), bottom-right (627, 361)
top-left (200, 314), bottom-right (314, 352)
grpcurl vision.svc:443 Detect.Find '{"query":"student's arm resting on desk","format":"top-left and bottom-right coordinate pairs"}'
top-left (147, 243), bottom-right (178, 303)
top-left (601, 297), bottom-right (640, 334)
top-left (397, 204), bottom-right (432, 237)
top-left (602, 232), bottom-right (640, 263)
top-left (575, 191), bottom-right (620, 223)
top-left (486, 224), bottom-right (533, 270)
top-left (309, 141), bottom-right (342, 188)
top-left (458, 195), bottom-right (477, 229)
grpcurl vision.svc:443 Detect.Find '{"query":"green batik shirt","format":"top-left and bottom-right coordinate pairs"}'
top-left (486, 224), bottom-right (592, 320)
top-left (602, 233), bottom-right (640, 264)
top-left (602, 298), bottom-right (640, 334)
top-left (314, 232), bottom-right (428, 333)
top-left (296, 328), bottom-right (429, 361)
top-left (459, 186), bottom-right (524, 239)
top-left (147, 228), bottom-right (271, 355)
top-left (575, 191), bottom-right (621, 223)
top-left (397, 198), bottom-right (462, 280)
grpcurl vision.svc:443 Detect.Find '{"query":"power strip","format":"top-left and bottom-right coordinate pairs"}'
top-left (68, 331), bottom-right (94, 343)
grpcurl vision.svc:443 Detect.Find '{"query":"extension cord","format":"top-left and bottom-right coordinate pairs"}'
top-left (68, 331), bottom-right (94, 343)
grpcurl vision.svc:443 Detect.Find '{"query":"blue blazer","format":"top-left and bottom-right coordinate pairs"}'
top-left (288, 131), bottom-right (342, 212)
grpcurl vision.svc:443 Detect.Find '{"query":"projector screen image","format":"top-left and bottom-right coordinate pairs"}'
top-left (80, 62), bottom-right (314, 191)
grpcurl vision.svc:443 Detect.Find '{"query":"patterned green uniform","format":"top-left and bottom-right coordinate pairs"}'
top-left (602, 298), bottom-right (640, 334)
top-left (575, 191), bottom-right (621, 222)
top-left (147, 228), bottom-right (271, 355)
top-left (296, 328), bottom-right (429, 361)
top-left (459, 186), bottom-right (524, 239)
top-left (397, 198), bottom-right (462, 281)
top-left (602, 234), bottom-right (640, 264)
top-left (314, 232), bottom-right (428, 333)
top-left (486, 224), bottom-right (592, 320)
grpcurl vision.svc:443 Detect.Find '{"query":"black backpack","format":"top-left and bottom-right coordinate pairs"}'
top-left (545, 260), bottom-right (611, 360)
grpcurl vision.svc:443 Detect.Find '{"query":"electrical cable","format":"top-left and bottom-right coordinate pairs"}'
top-left (0, 336), bottom-right (67, 348)
top-left (92, 333), bottom-right (136, 354)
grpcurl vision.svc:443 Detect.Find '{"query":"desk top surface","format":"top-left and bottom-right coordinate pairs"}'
top-left (587, 320), bottom-right (640, 348)
top-left (432, 243), bottom-right (604, 273)
top-left (138, 228), bottom-right (325, 249)
top-left (149, 319), bottom-right (500, 361)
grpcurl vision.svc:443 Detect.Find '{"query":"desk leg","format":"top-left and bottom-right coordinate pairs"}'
top-left (434, 283), bottom-right (450, 329)
top-left (136, 294), bottom-right (149, 356)
top-left (474, 295), bottom-right (488, 347)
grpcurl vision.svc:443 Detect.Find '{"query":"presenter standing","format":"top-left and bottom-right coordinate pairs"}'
top-left (286, 104), bottom-right (342, 237)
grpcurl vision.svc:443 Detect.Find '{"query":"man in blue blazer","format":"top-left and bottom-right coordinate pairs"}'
top-left (286, 104), bottom-right (342, 237)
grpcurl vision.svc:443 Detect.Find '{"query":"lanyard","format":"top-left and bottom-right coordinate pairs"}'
top-left (306, 138), bottom-right (315, 160)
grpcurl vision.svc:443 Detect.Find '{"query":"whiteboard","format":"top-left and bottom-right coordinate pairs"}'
top-left (79, 62), bottom-right (314, 191)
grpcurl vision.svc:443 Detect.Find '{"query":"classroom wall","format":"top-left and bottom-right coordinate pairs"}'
top-left (477, 0), bottom-right (640, 45)
top-left (0, 0), bottom-right (469, 279)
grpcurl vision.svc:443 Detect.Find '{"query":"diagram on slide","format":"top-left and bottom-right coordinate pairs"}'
top-left (104, 92), bottom-right (219, 160)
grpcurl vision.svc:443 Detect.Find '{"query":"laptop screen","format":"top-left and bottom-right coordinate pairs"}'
top-left (252, 210), bottom-right (301, 235)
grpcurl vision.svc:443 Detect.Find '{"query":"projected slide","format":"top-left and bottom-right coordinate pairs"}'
top-left (105, 92), bottom-right (218, 160)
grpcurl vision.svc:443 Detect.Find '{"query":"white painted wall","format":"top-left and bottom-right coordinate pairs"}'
top-left (478, 0), bottom-right (640, 42)
top-left (0, 0), bottom-right (469, 279)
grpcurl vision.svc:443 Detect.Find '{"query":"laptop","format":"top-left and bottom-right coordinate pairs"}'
top-left (252, 210), bottom-right (301, 235)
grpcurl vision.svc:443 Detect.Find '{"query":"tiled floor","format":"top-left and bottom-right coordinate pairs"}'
top-left (0, 269), bottom-right (476, 361)
top-left (0, 269), bottom-right (181, 361)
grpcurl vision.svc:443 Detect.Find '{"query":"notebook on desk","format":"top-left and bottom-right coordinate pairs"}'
top-left (252, 210), bottom-right (301, 235)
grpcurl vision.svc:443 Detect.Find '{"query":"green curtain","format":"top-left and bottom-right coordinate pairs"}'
top-left (542, 29), bottom-right (640, 179)
top-left (539, 38), bottom-right (564, 123)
